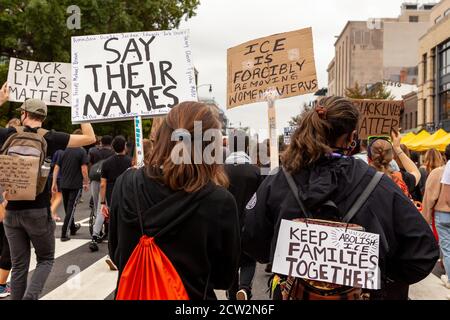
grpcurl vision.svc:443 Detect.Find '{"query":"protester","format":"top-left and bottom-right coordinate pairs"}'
top-left (52, 129), bottom-right (90, 241)
top-left (0, 191), bottom-right (10, 298)
top-left (419, 149), bottom-right (445, 197)
top-left (49, 150), bottom-right (63, 221)
top-left (435, 144), bottom-right (450, 293)
top-left (89, 136), bottom-right (131, 253)
top-left (224, 130), bottom-right (261, 300)
top-left (0, 95), bottom-right (95, 300)
top-left (108, 101), bottom-right (240, 300)
top-left (243, 96), bottom-right (439, 300)
top-left (353, 139), bottom-right (368, 162)
top-left (88, 135), bottom-right (114, 239)
top-left (368, 131), bottom-right (421, 199)
top-left (394, 144), bottom-right (422, 196)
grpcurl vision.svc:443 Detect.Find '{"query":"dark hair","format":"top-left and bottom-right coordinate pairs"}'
top-left (228, 130), bottom-right (249, 153)
top-left (282, 96), bottom-right (359, 173)
top-left (101, 135), bottom-right (113, 146)
top-left (445, 144), bottom-right (450, 161)
top-left (26, 112), bottom-right (46, 122)
top-left (146, 101), bottom-right (229, 192)
top-left (112, 136), bottom-right (126, 153)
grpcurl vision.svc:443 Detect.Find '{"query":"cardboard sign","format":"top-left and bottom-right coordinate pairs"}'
top-left (0, 156), bottom-right (39, 201)
top-left (227, 27), bottom-right (317, 109)
top-left (351, 99), bottom-right (403, 140)
top-left (71, 30), bottom-right (198, 123)
top-left (7, 58), bottom-right (71, 106)
top-left (283, 126), bottom-right (297, 145)
top-left (272, 219), bottom-right (380, 290)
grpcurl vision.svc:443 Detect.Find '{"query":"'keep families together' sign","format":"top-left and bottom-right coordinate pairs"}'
top-left (71, 30), bottom-right (198, 123)
top-left (272, 219), bottom-right (380, 290)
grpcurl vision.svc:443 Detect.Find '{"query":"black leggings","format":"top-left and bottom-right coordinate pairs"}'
top-left (0, 223), bottom-right (11, 271)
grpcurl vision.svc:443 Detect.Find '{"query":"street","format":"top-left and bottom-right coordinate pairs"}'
top-left (2, 190), bottom-right (447, 300)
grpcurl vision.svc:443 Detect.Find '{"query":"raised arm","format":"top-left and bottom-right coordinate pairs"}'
top-left (67, 123), bottom-right (96, 148)
top-left (391, 130), bottom-right (421, 186)
top-left (0, 82), bottom-right (9, 106)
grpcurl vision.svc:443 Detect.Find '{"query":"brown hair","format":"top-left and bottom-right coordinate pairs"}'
top-left (423, 148), bottom-right (444, 173)
top-left (368, 139), bottom-right (394, 175)
top-left (146, 101), bottom-right (228, 192)
top-left (282, 96), bottom-right (359, 173)
top-left (26, 112), bottom-right (46, 122)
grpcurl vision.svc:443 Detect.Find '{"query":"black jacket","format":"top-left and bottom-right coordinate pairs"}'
top-left (225, 163), bottom-right (261, 228)
top-left (242, 156), bottom-right (439, 299)
top-left (109, 168), bottom-right (241, 300)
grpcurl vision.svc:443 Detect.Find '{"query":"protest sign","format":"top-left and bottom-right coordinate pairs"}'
top-left (227, 27), bottom-right (317, 109)
top-left (7, 58), bottom-right (71, 106)
top-left (272, 219), bottom-right (380, 290)
top-left (283, 126), bottom-right (297, 145)
top-left (351, 99), bottom-right (403, 140)
top-left (0, 156), bottom-right (39, 201)
top-left (71, 30), bottom-right (197, 123)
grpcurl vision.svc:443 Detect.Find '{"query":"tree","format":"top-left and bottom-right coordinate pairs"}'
top-left (345, 82), bottom-right (394, 100)
top-left (288, 102), bottom-right (311, 126)
top-left (0, 0), bottom-right (200, 134)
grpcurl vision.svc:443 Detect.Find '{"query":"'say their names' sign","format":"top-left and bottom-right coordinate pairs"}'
top-left (227, 27), bottom-right (317, 109)
top-left (8, 58), bottom-right (71, 106)
top-left (71, 30), bottom-right (198, 123)
top-left (272, 219), bottom-right (380, 290)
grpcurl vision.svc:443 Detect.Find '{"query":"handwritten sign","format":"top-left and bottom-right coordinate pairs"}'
top-left (227, 27), bottom-right (317, 109)
top-left (272, 219), bottom-right (380, 290)
top-left (351, 99), bottom-right (403, 140)
top-left (283, 126), bottom-right (297, 145)
top-left (7, 58), bottom-right (71, 106)
top-left (71, 30), bottom-right (198, 123)
top-left (0, 156), bottom-right (39, 201)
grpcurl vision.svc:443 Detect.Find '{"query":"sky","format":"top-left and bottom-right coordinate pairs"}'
top-left (179, 0), bottom-right (433, 138)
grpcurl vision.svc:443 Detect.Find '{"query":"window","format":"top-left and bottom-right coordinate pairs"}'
top-left (410, 112), bottom-right (413, 129)
top-left (438, 40), bottom-right (450, 77)
top-left (405, 113), bottom-right (409, 129)
top-left (409, 15), bottom-right (419, 23)
top-left (423, 53), bottom-right (427, 83)
top-left (415, 111), bottom-right (418, 127)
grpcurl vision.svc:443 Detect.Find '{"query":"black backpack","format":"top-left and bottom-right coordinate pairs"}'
top-left (89, 160), bottom-right (104, 182)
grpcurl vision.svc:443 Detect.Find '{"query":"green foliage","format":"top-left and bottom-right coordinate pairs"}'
top-left (0, 0), bottom-right (200, 133)
top-left (345, 82), bottom-right (394, 100)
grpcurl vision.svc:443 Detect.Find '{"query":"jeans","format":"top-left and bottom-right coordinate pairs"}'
top-left (3, 208), bottom-right (55, 300)
top-left (90, 181), bottom-right (104, 237)
top-left (61, 189), bottom-right (82, 238)
top-left (435, 211), bottom-right (450, 279)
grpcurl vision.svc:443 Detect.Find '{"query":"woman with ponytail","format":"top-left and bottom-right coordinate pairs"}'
top-left (243, 96), bottom-right (439, 300)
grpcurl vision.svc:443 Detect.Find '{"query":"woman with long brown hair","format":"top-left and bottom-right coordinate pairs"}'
top-left (243, 96), bottom-right (438, 300)
top-left (108, 101), bottom-right (240, 300)
top-left (419, 148), bottom-right (445, 195)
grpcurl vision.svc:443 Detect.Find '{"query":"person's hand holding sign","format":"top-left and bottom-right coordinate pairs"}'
top-left (0, 82), bottom-right (9, 106)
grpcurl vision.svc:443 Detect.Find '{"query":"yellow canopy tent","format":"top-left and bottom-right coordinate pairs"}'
top-left (409, 129), bottom-right (448, 152)
top-left (404, 130), bottom-right (430, 150)
top-left (400, 132), bottom-right (416, 145)
top-left (423, 132), bottom-right (450, 152)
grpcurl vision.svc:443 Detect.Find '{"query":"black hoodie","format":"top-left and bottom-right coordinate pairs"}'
top-left (108, 168), bottom-right (241, 300)
top-left (242, 156), bottom-right (439, 299)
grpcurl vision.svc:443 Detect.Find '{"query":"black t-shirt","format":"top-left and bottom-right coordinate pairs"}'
top-left (400, 169), bottom-right (417, 197)
top-left (58, 147), bottom-right (89, 189)
top-left (89, 147), bottom-right (115, 165)
top-left (101, 154), bottom-right (132, 204)
top-left (0, 126), bottom-right (70, 210)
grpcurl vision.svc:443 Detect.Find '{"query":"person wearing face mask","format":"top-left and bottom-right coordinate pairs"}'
top-left (242, 96), bottom-right (439, 300)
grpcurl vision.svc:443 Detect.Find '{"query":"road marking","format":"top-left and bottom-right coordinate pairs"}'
top-left (40, 255), bottom-right (118, 300)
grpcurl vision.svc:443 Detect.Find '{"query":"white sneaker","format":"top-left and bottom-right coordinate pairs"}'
top-left (236, 289), bottom-right (248, 300)
top-left (440, 275), bottom-right (450, 289)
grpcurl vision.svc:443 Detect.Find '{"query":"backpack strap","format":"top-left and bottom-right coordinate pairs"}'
top-left (342, 172), bottom-right (383, 223)
top-left (14, 126), bottom-right (24, 134)
top-left (282, 168), bottom-right (312, 219)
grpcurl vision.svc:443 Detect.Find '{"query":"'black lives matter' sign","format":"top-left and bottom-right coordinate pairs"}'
top-left (227, 28), bottom-right (317, 109)
top-left (7, 58), bottom-right (71, 106)
top-left (272, 219), bottom-right (380, 290)
top-left (352, 99), bottom-right (403, 140)
top-left (71, 30), bottom-right (197, 123)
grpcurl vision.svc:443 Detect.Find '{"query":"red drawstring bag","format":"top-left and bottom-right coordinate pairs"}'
top-left (115, 170), bottom-right (189, 300)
